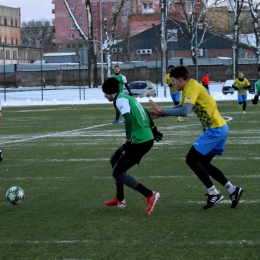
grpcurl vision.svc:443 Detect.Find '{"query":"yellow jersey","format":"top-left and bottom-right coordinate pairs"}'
top-left (164, 73), bottom-right (178, 94)
top-left (232, 78), bottom-right (250, 95)
top-left (180, 79), bottom-right (226, 131)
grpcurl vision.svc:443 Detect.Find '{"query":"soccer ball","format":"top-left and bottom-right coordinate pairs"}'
top-left (6, 186), bottom-right (25, 205)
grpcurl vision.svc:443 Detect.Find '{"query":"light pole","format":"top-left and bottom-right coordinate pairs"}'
top-left (195, 25), bottom-right (198, 81)
top-left (155, 46), bottom-right (158, 97)
top-left (3, 43), bottom-right (6, 101)
top-left (41, 47), bottom-right (43, 101)
top-left (100, 0), bottom-right (104, 85)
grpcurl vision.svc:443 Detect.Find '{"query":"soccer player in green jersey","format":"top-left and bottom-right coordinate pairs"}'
top-left (102, 77), bottom-right (162, 215)
top-left (252, 67), bottom-right (260, 105)
top-left (149, 66), bottom-right (243, 210)
top-left (110, 65), bottom-right (132, 124)
top-left (232, 72), bottom-right (250, 114)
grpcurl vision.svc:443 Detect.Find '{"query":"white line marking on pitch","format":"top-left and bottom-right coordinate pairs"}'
top-left (0, 123), bottom-right (113, 145)
top-left (0, 115), bottom-right (233, 146)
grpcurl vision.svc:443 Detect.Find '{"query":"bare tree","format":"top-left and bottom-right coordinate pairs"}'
top-left (102, 0), bottom-right (126, 77)
top-left (21, 20), bottom-right (54, 48)
top-left (228, 0), bottom-right (245, 78)
top-left (63, 0), bottom-right (97, 88)
top-left (248, 0), bottom-right (260, 64)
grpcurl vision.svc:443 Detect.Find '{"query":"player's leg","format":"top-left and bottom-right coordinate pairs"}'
top-left (242, 94), bottom-right (247, 114)
top-left (238, 95), bottom-right (243, 109)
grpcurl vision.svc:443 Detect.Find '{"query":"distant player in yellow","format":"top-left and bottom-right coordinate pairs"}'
top-left (232, 72), bottom-right (250, 114)
top-left (164, 65), bottom-right (183, 122)
top-left (149, 66), bottom-right (243, 210)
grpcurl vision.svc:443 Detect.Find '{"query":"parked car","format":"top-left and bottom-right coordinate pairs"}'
top-left (222, 79), bottom-right (235, 95)
top-left (124, 81), bottom-right (156, 98)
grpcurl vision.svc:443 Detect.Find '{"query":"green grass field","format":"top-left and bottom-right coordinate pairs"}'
top-left (0, 101), bottom-right (259, 259)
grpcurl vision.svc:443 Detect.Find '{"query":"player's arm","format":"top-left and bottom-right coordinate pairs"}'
top-left (161, 103), bottom-right (193, 117)
top-left (124, 83), bottom-right (133, 96)
top-left (244, 79), bottom-right (250, 89)
top-left (232, 80), bottom-right (238, 90)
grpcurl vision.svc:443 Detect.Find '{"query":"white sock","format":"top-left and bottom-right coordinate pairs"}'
top-left (207, 185), bottom-right (219, 195)
top-left (224, 181), bottom-right (236, 195)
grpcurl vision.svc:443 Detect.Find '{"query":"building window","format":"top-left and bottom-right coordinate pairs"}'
top-left (92, 2), bottom-right (97, 5)
top-left (79, 24), bottom-right (83, 28)
top-left (79, 35), bottom-right (82, 39)
top-left (103, 12), bottom-right (107, 17)
top-left (149, 3), bottom-right (153, 8)
top-left (102, 2), bottom-right (106, 7)
top-left (143, 4), bottom-right (147, 9)
top-left (16, 38), bottom-right (18, 45)
top-left (11, 19), bottom-right (13, 26)
top-left (111, 2), bottom-right (115, 6)
top-left (94, 12), bottom-right (97, 16)
top-left (122, 11), bottom-right (127, 16)
top-left (13, 50), bottom-right (17, 59)
top-left (122, 21), bottom-right (127, 27)
top-left (69, 24), bottom-right (75, 29)
top-left (94, 32), bottom-right (98, 36)
top-left (78, 13), bottom-right (83, 19)
top-left (67, 45), bottom-right (70, 48)
top-left (69, 4), bottom-right (74, 9)
top-left (72, 44), bottom-right (75, 48)
top-left (78, 3), bottom-right (82, 9)
top-left (69, 34), bottom-right (74, 39)
top-left (11, 38), bottom-right (14, 44)
top-left (93, 17), bottom-right (97, 21)
top-left (5, 37), bottom-right (7, 44)
top-left (15, 19), bottom-right (18, 27)
top-left (4, 18), bottom-right (7, 26)
top-left (93, 8), bottom-right (97, 11)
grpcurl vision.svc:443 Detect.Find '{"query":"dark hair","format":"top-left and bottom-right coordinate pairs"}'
top-left (114, 65), bottom-right (120, 68)
top-left (168, 65), bottom-right (174, 69)
top-left (170, 66), bottom-right (189, 80)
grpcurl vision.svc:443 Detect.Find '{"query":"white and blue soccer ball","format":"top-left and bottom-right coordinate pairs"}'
top-left (6, 186), bottom-right (25, 205)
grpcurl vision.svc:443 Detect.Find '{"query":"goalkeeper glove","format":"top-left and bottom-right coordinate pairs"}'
top-left (152, 126), bottom-right (163, 142)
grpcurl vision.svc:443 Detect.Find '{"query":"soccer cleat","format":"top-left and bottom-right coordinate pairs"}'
top-left (0, 150), bottom-right (3, 162)
top-left (103, 197), bottom-right (126, 208)
top-left (203, 193), bottom-right (224, 210)
top-left (146, 191), bottom-right (160, 215)
top-left (112, 119), bottom-right (119, 124)
top-left (242, 111), bottom-right (246, 114)
top-left (238, 104), bottom-right (242, 109)
top-left (229, 187), bottom-right (243, 208)
top-left (177, 116), bottom-right (183, 122)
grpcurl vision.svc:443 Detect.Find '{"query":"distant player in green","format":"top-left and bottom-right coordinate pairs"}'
top-left (102, 77), bottom-right (162, 215)
top-left (110, 65), bottom-right (132, 124)
top-left (232, 72), bottom-right (250, 114)
top-left (252, 67), bottom-right (260, 105)
top-left (149, 66), bottom-right (243, 210)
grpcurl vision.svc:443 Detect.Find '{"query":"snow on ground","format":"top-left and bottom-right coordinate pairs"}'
top-left (0, 82), bottom-right (253, 107)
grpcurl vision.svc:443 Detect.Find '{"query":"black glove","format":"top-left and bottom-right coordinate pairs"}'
top-left (152, 126), bottom-right (163, 142)
top-left (168, 83), bottom-right (172, 87)
top-left (232, 85), bottom-right (238, 90)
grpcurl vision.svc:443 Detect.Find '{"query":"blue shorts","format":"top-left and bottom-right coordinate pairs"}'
top-left (238, 94), bottom-right (247, 102)
top-left (193, 124), bottom-right (228, 156)
top-left (170, 92), bottom-right (181, 105)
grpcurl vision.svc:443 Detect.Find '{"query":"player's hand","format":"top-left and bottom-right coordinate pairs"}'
top-left (149, 111), bottom-right (161, 119)
top-left (152, 126), bottom-right (163, 142)
top-left (149, 99), bottom-right (163, 113)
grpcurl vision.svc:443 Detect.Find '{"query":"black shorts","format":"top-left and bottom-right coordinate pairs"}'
top-left (124, 139), bottom-right (154, 164)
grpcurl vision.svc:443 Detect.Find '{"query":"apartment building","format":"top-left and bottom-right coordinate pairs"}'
top-left (0, 5), bottom-right (41, 65)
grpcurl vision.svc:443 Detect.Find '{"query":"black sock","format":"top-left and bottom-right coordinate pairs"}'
top-left (135, 183), bottom-right (153, 197)
top-left (116, 183), bottom-right (124, 201)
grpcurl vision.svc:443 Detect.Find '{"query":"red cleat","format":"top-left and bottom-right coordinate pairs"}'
top-left (103, 197), bottom-right (126, 209)
top-left (146, 192), bottom-right (160, 215)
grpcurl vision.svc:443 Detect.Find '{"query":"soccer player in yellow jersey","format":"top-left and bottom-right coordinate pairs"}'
top-left (232, 72), bottom-right (250, 114)
top-left (149, 66), bottom-right (243, 210)
top-left (164, 65), bottom-right (183, 122)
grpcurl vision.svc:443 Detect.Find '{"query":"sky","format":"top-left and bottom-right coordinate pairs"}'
top-left (0, 0), bottom-right (54, 22)
top-left (0, 83), bottom-right (250, 108)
